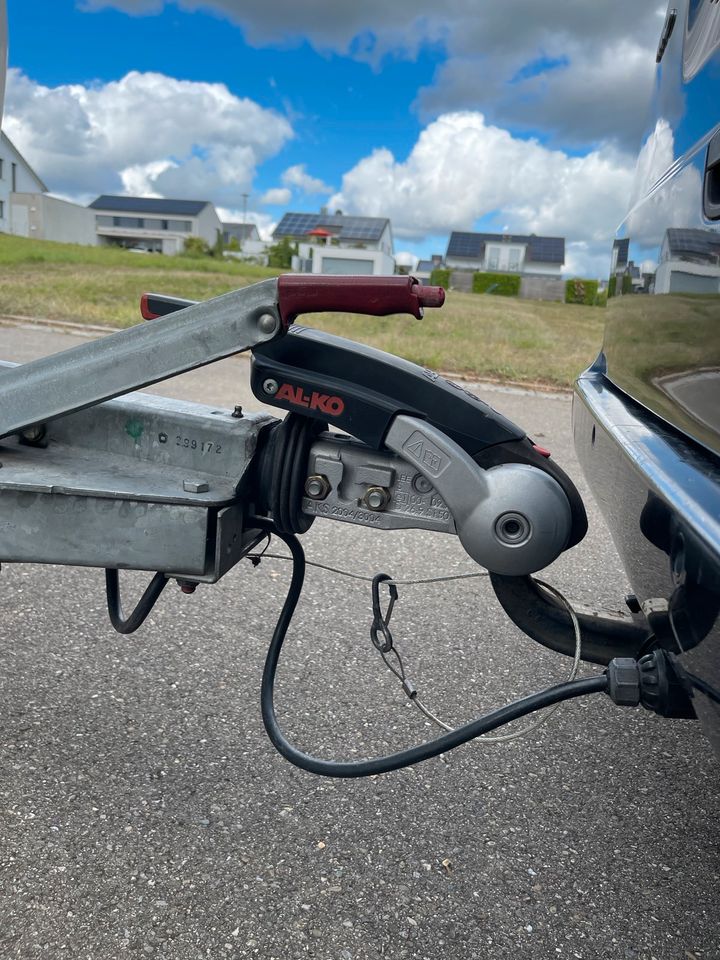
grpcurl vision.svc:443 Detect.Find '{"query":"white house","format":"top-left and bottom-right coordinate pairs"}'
top-left (222, 221), bottom-right (268, 261)
top-left (274, 211), bottom-right (395, 275)
top-left (1, 131), bottom-right (97, 245)
top-left (88, 195), bottom-right (223, 254)
top-left (654, 227), bottom-right (720, 295)
top-left (445, 231), bottom-right (565, 276)
top-left (0, 131), bottom-right (47, 227)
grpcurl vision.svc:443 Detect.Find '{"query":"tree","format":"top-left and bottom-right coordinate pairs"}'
top-left (212, 228), bottom-right (225, 259)
top-left (182, 236), bottom-right (210, 258)
top-left (267, 236), bottom-right (297, 269)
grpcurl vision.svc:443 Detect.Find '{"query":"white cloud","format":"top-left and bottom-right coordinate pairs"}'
top-left (82, 0), bottom-right (662, 148)
top-left (625, 118), bottom-right (704, 248)
top-left (3, 68), bottom-right (293, 203)
top-left (418, 38), bottom-right (656, 150)
top-left (395, 250), bottom-right (418, 270)
top-left (119, 159), bottom-right (179, 196)
top-left (281, 163), bottom-right (333, 195)
top-left (330, 112), bottom-right (637, 276)
top-left (260, 186), bottom-right (292, 205)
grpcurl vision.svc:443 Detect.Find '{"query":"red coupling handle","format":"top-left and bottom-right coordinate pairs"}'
top-left (277, 274), bottom-right (444, 326)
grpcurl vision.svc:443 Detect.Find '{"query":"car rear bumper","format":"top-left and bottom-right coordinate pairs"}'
top-left (574, 365), bottom-right (720, 755)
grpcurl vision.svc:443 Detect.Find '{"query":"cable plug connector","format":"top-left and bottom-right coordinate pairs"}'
top-left (606, 658), bottom-right (641, 707)
top-left (605, 650), bottom-right (696, 719)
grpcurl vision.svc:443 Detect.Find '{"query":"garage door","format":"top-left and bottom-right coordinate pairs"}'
top-left (668, 270), bottom-right (720, 294)
top-left (319, 257), bottom-right (374, 275)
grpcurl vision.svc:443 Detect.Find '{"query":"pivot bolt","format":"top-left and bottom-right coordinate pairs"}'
top-left (263, 378), bottom-right (279, 395)
top-left (363, 486), bottom-right (390, 512)
top-left (257, 313), bottom-right (279, 336)
top-left (494, 511), bottom-right (531, 545)
top-left (305, 474), bottom-right (331, 500)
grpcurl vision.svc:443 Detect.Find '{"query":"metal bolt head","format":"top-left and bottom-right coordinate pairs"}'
top-left (263, 378), bottom-right (279, 396)
top-left (304, 474), bottom-right (331, 500)
top-left (412, 474), bottom-right (433, 494)
top-left (231, 404), bottom-right (244, 419)
top-left (494, 511), bottom-right (531, 545)
top-left (176, 578), bottom-right (198, 594)
top-left (363, 486), bottom-right (390, 512)
top-left (183, 479), bottom-right (209, 493)
top-left (257, 313), bottom-right (279, 336)
top-left (21, 425), bottom-right (46, 444)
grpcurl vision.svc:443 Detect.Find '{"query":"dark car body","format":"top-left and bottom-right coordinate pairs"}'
top-left (573, 0), bottom-right (720, 754)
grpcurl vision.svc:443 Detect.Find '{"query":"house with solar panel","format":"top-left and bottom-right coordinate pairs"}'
top-left (445, 231), bottom-right (565, 277)
top-left (273, 211), bottom-right (395, 275)
top-left (88, 195), bottom-right (223, 254)
top-left (654, 227), bottom-right (720, 294)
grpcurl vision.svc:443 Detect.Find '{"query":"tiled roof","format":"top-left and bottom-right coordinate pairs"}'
top-left (222, 222), bottom-right (259, 240)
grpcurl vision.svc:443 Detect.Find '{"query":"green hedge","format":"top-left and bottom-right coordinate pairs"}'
top-left (429, 267), bottom-right (451, 289)
top-left (472, 271), bottom-right (521, 296)
top-left (565, 278), bottom-right (599, 305)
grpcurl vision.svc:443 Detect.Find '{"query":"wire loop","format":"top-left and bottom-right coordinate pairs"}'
top-left (370, 573), bottom-right (398, 653)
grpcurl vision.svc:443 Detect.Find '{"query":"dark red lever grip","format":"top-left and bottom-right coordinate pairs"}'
top-left (277, 274), bottom-right (444, 325)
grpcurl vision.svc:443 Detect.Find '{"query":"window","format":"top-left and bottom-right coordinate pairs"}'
top-left (95, 215), bottom-right (114, 227)
top-left (487, 246), bottom-right (500, 270)
top-left (508, 248), bottom-right (521, 271)
top-left (0, 158), bottom-right (3, 179)
top-left (0, 200), bottom-right (4, 219)
top-left (166, 219), bottom-right (192, 231)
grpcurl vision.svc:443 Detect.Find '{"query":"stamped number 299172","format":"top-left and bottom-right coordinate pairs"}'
top-left (176, 436), bottom-right (222, 454)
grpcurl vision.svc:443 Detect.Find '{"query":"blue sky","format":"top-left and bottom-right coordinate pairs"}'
top-left (4, 0), bottom-right (666, 272)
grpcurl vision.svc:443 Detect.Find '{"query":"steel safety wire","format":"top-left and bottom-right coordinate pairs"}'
top-left (248, 541), bottom-right (583, 742)
top-left (248, 519), bottom-right (608, 779)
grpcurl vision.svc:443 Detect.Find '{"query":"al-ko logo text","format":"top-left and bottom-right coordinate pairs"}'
top-left (276, 383), bottom-right (345, 416)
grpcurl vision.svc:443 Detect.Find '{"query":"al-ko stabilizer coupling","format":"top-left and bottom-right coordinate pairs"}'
top-left (142, 275), bottom-right (588, 578)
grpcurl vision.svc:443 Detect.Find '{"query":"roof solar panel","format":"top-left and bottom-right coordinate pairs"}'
top-left (89, 195), bottom-right (209, 215)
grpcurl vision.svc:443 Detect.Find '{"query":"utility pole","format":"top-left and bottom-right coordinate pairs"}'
top-left (240, 193), bottom-right (249, 255)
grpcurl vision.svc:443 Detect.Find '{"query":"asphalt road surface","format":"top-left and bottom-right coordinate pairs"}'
top-left (1, 321), bottom-right (718, 960)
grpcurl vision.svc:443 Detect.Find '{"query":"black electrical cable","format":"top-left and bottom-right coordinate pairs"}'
top-left (252, 517), bottom-right (609, 779)
top-left (105, 568), bottom-right (168, 634)
top-left (686, 671), bottom-right (720, 706)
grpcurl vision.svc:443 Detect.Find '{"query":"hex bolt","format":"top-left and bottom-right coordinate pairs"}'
top-left (176, 579), bottom-right (197, 594)
top-left (625, 593), bottom-right (642, 614)
top-left (257, 313), bottom-right (279, 336)
top-left (363, 486), bottom-right (390, 512)
top-left (304, 474), bottom-right (331, 500)
top-left (263, 378), bottom-right (279, 395)
top-left (412, 474), bottom-right (433, 494)
top-left (183, 479), bottom-right (210, 493)
top-left (20, 425), bottom-right (46, 444)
